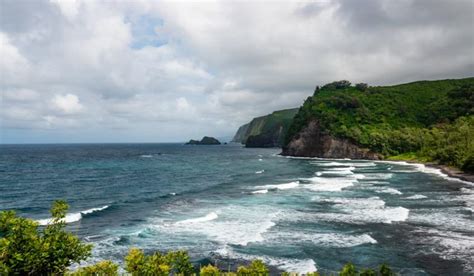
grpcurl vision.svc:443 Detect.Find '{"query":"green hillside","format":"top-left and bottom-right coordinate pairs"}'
top-left (233, 108), bottom-right (298, 147)
top-left (285, 78), bottom-right (474, 171)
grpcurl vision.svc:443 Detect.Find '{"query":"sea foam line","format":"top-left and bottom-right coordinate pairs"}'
top-left (37, 205), bottom-right (109, 226)
top-left (176, 212), bottom-right (218, 224)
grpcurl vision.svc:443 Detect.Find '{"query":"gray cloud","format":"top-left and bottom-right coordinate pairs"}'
top-left (1, 0), bottom-right (473, 143)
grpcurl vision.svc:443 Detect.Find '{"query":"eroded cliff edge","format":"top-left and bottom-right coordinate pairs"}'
top-left (281, 119), bottom-right (382, 159)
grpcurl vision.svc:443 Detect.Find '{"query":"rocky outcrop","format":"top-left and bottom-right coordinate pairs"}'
top-left (281, 119), bottom-right (382, 159)
top-left (185, 136), bottom-right (221, 145)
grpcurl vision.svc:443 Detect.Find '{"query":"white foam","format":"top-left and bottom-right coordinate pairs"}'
top-left (155, 206), bottom-right (280, 246)
top-left (140, 154), bottom-right (153, 158)
top-left (311, 197), bottom-right (409, 224)
top-left (258, 158), bottom-right (263, 161)
top-left (37, 205), bottom-right (109, 226)
top-left (303, 177), bottom-right (355, 192)
top-left (255, 170), bottom-right (265, 174)
top-left (257, 181), bottom-right (300, 190)
top-left (376, 188), bottom-right (403, 195)
top-left (405, 194), bottom-right (427, 199)
top-left (176, 212), bottom-right (218, 224)
top-left (269, 231), bottom-right (377, 247)
top-left (215, 247), bottom-right (317, 274)
top-left (363, 173), bottom-right (393, 180)
top-left (377, 161), bottom-right (473, 185)
top-left (252, 189), bottom-right (268, 194)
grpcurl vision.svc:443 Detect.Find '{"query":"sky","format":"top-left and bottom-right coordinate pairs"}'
top-left (1, 0), bottom-right (473, 143)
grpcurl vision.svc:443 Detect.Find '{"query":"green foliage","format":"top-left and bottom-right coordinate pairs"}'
top-left (285, 78), bottom-right (474, 171)
top-left (125, 248), bottom-right (194, 276)
top-left (339, 263), bottom-right (357, 276)
top-left (67, 260), bottom-right (119, 276)
top-left (237, 260), bottom-right (269, 276)
top-left (0, 200), bottom-right (92, 275)
top-left (379, 264), bottom-right (394, 276)
top-left (200, 264), bottom-right (220, 276)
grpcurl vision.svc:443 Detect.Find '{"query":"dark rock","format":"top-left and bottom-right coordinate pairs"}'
top-left (185, 136), bottom-right (221, 145)
top-left (281, 119), bottom-right (382, 159)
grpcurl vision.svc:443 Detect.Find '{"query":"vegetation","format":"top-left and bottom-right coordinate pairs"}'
top-left (0, 200), bottom-right (92, 275)
top-left (1, 201), bottom-right (395, 275)
top-left (285, 78), bottom-right (474, 171)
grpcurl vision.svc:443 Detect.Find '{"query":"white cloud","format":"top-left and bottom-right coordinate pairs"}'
top-left (51, 94), bottom-right (84, 114)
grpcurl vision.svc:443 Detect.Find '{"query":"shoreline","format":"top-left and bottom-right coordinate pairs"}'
top-left (279, 152), bottom-right (474, 184)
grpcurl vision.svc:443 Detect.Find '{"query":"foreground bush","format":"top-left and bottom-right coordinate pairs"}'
top-left (125, 248), bottom-right (194, 275)
top-left (67, 260), bottom-right (118, 276)
top-left (0, 200), bottom-right (92, 275)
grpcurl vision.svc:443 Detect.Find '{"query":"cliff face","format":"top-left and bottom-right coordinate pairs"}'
top-left (281, 120), bottom-right (382, 159)
top-left (231, 123), bottom-right (250, 143)
top-left (232, 108), bottom-right (298, 147)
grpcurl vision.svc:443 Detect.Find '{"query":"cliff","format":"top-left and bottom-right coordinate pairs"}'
top-left (282, 78), bottom-right (474, 170)
top-left (281, 119), bottom-right (381, 159)
top-left (232, 108), bottom-right (298, 147)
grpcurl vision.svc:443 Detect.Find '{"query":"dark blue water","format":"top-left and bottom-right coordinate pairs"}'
top-left (1, 144), bottom-right (473, 275)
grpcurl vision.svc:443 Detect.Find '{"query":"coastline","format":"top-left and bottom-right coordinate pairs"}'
top-left (279, 151), bottom-right (474, 184)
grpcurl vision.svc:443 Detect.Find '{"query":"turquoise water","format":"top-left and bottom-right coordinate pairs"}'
top-left (0, 143), bottom-right (473, 275)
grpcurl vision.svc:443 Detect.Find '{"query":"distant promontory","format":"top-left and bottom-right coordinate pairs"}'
top-left (185, 136), bottom-right (221, 145)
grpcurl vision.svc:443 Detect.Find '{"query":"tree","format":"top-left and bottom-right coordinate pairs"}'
top-left (124, 248), bottom-right (195, 276)
top-left (237, 260), bottom-right (269, 276)
top-left (200, 264), bottom-right (220, 276)
top-left (339, 263), bottom-right (357, 276)
top-left (0, 200), bottom-right (92, 275)
top-left (355, 83), bottom-right (368, 92)
top-left (67, 260), bottom-right (119, 276)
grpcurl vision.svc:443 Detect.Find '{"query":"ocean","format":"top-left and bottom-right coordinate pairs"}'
top-left (0, 143), bottom-right (473, 275)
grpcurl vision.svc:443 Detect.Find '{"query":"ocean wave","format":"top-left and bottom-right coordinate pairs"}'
top-left (312, 161), bottom-right (376, 167)
top-left (257, 181), bottom-right (300, 190)
top-left (376, 188), bottom-right (403, 195)
top-left (252, 189), bottom-right (268, 194)
top-left (176, 212), bottom-right (218, 224)
top-left (405, 194), bottom-right (427, 199)
top-left (215, 246), bottom-right (317, 274)
top-left (154, 206), bottom-right (280, 246)
top-left (140, 154), bottom-right (153, 158)
top-left (255, 170), bottom-right (265, 174)
top-left (37, 205), bottom-right (109, 226)
top-left (376, 161), bottom-right (473, 185)
top-left (311, 197), bottom-right (409, 224)
top-left (362, 173), bottom-right (393, 180)
top-left (303, 177), bottom-right (355, 192)
top-left (268, 231), bottom-right (377, 247)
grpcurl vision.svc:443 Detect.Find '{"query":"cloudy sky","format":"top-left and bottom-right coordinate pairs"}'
top-left (1, 0), bottom-right (473, 143)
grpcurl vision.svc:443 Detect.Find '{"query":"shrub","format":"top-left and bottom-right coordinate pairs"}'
top-left (237, 260), bottom-right (269, 275)
top-left (201, 264), bottom-right (220, 276)
top-left (0, 200), bottom-right (92, 275)
top-left (67, 260), bottom-right (119, 276)
top-left (355, 83), bottom-right (369, 91)
top-left (322, 80), bottom-right (352, 90)
top-left (339, 263), bottom-right (357, 276)
top-left (124, 248), bottom-right (194, 276)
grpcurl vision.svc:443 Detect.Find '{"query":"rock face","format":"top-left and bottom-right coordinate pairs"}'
top-left (281, 120), bottom-right (382, 159)
top-left (186, 136), bottom-right (221, 145)
top-left (231, 123), bottom-right (250, 143)
top-left (232, 108), bottom-right (298, 147)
